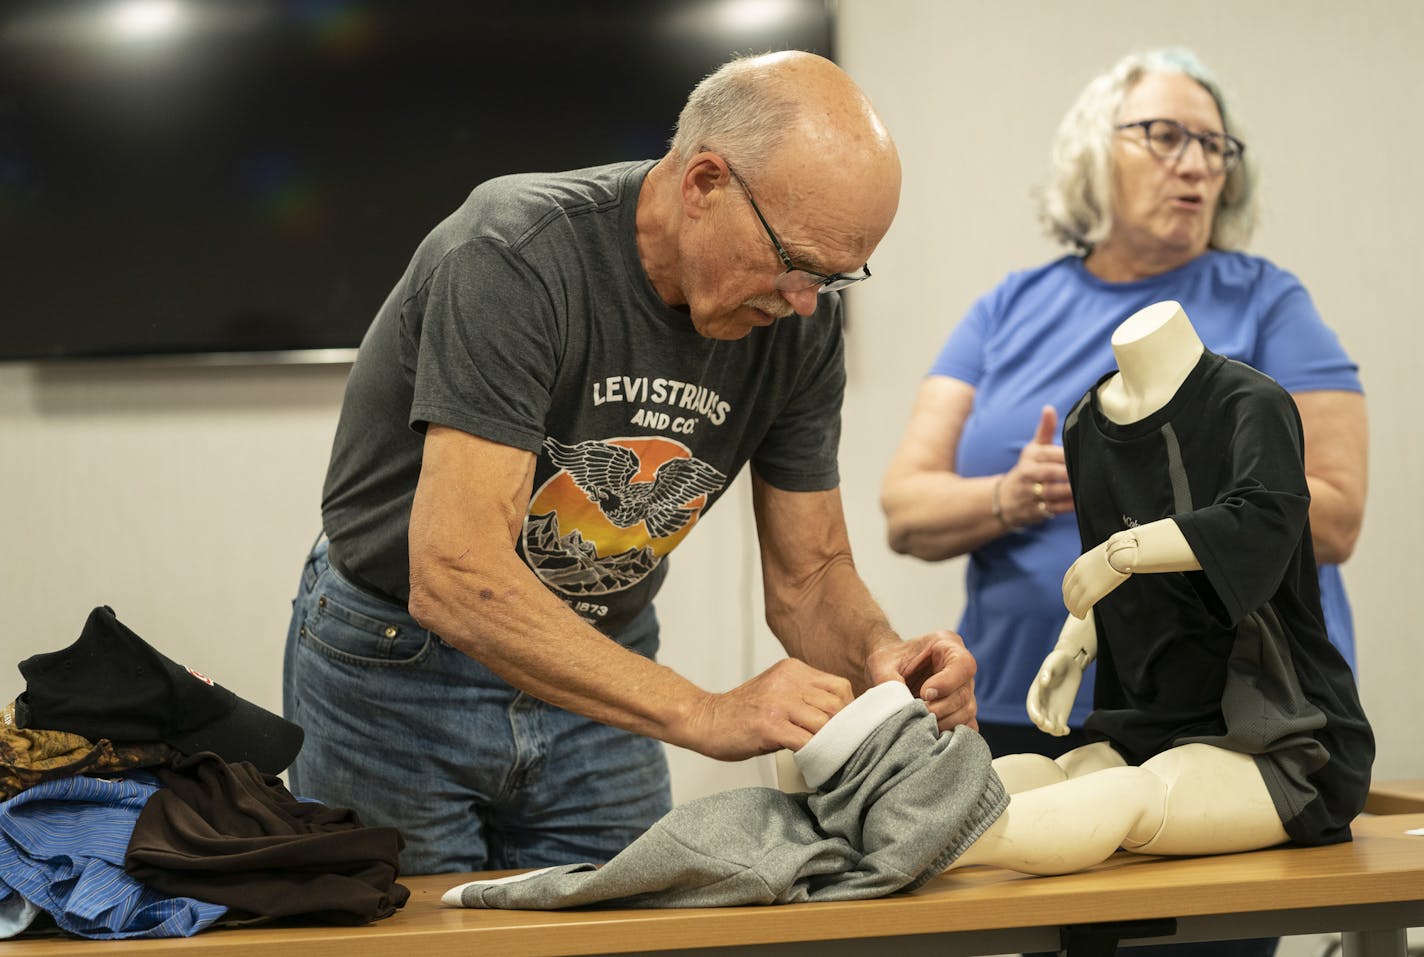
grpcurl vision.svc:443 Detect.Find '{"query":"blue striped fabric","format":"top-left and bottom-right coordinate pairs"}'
top-left (0, 772), bottom-right (227, 938)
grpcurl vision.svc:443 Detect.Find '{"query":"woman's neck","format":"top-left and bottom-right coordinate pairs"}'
top-left (1084, 237), bottom-right (1203, 283)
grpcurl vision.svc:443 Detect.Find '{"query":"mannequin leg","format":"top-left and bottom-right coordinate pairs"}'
top-left (989, 753), bottom-right (1067, 794)
top-left (952, 744), bottom-right (1286, 875)
top-left (950, 765), bottom-right (1164, 875)
top-left (1058, 740), bottom-right (1128, 777)
top-left (1125, 743), bottom-right (1288, 854)
top-left (774, 749), bottom-right (810, 793)
top-left (991, 740), bottom-right (1126, 794)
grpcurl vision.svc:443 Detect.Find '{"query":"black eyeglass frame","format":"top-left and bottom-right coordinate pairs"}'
top-left (723, 163), bottom-right (871, 294)
top-left (1115, 118), bottom-right (1246, 174)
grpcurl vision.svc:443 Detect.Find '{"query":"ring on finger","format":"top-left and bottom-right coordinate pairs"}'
top-left (1032, 481), bottom-right (1045, 499)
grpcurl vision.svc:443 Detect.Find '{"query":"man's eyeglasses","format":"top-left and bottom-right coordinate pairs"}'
top-left (1116, 118), bottom-right (1246, 174)
top-left (724, 164), bottom-right (871, 294)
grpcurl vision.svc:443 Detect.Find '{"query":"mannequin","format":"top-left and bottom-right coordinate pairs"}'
top-left (782, 300), bottom-right (1372, 876)
top-left (957, 303), bottom-right (1288, 865)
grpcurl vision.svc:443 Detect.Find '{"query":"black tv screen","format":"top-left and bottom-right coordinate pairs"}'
top-left (0, 0), bottom-right (834, 361)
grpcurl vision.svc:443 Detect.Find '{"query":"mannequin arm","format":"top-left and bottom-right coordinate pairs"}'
top-left (1026, 610), bottom-right (1098, 736)
top-left (1062, 518), bottom-right (1200, 618)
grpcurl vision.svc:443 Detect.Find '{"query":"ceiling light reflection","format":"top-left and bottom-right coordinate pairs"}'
top-left (715, 0), bottom-right (805, 32)
top-left (110, 0), bottom-right (187, 43)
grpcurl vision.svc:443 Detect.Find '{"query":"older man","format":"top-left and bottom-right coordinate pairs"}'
top-left (284, 51), bottom-right (977, 875)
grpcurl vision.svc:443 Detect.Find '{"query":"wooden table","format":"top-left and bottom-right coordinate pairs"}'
top-left (1367, 780), bottom-right (1424, 816)
top-left (4, 813), bottom-right (1423, 957)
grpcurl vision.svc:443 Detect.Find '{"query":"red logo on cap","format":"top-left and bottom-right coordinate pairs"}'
top-left (185, 666), bottom-right (215, 686)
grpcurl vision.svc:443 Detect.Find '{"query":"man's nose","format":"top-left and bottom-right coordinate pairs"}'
top-left (784, 285), bottom-right (820, 317)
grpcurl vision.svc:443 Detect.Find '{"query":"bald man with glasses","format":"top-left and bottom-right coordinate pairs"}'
top-left (284, 51), bottom-right (978, 877)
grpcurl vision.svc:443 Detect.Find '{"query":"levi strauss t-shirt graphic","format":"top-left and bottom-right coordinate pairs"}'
top-left (523, 374), bottom-right (732, 627)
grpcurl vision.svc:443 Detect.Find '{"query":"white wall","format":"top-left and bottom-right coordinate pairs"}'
top-left (2, 2), bottom-right (1420, 811)
top-left (0, 361), bottom-right (347, 724)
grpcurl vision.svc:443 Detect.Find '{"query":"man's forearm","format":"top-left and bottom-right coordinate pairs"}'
top-left (409, 547), bottom-right (710, 748)
top-left (764, 555), bottom-right (898, 694)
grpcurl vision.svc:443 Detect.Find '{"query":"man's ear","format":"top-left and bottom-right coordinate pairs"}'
top-left (680, 152), bottom-right (730, 221)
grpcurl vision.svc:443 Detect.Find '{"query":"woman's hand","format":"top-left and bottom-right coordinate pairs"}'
top-left (995, 406), bottom-right (1074, 530)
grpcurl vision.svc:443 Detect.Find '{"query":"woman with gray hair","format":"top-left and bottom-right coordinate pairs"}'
top-left (881, 47), bottom-right (1366, 760)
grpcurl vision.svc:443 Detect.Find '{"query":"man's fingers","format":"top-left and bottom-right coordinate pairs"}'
top-left (896, 642), bottom-right (937, 683)
top-left (928, 637), bottom-right (976, 682)
top-left (776, 723), bottom-right (815, 753)
top-left (811, 673), bottom-right (855, 707)
top-left (799, 684), bottom-right (851, 721)
top-left (933, 706), bottom-right (978, 733)
top-left (923, 678), bottom-right (977, 731)
top-left (786, 703), bottom-right (834, 739)
top-left (761, 662), bottom-right (854, 744)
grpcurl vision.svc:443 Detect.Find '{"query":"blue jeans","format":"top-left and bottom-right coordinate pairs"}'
top-left (283, 538), bottom-right (672, 875)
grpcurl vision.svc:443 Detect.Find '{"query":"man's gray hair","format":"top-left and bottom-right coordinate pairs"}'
top-left (669, 54), bottom-right (800, 174)
top-left (1037, 47), bottom-right (1259, 253)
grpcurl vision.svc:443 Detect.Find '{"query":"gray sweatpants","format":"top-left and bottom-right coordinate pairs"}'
top-left (445, 700), bottom-right (1007, 909)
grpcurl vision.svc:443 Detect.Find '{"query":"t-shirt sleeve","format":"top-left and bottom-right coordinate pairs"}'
top-left (927, 290), bottom-right (994, 385)
top-left (751, 298), bottom-right (846, 492)
top-left (1172, 383), bottom-right (1312, 626)
top-left (406, 238), bottom-right (562, 453)
top-left (1251, 268), bottom-right (1362, 395)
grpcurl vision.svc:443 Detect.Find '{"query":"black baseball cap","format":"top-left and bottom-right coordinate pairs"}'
top-left (16, 606), bottom-right (304, 775)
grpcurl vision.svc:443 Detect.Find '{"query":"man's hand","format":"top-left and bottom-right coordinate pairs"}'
top-left (866, 630), bottom-right (977, 731)
top-left (679, 659), bottom-right (854, 761)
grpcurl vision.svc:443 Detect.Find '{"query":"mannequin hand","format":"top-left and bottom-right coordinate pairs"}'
top-left (1026, 611), bottom-right (1095, 736)
top-left (1026, 649), bottom-right (1083, 736)
top-left (867, 630), bottom-right (978, 732)
top-left (999, 406), bottom-right (1073, 529)
top-left (1062, 537), bottom-right (1132, 618)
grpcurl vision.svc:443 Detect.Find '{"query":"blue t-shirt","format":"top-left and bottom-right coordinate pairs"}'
top-left (931, 251), bottom-right (1362, 727)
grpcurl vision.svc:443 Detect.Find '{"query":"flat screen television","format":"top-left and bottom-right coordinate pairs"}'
top-left (0, 0), bottom-right (835, 362)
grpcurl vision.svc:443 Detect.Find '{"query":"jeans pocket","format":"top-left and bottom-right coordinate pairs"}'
top-left (301, 582), bottom-right (434, 668)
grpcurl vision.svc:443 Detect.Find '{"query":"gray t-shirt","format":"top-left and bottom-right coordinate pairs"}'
top-left (322, 161), bottom-right (846, 636)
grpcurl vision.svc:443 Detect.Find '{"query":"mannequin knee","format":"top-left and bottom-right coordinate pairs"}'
top-left (1127, 744), bottom-right (1287, 855)
top-left (991, 752), bottom-right (1068, 794)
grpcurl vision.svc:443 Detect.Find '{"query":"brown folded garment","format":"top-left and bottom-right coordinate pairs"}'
top-left (123, 751), bottom-right (409, 925)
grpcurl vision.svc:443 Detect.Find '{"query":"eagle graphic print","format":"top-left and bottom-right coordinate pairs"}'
top-left (523, 436), bottom-right (728, 599)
